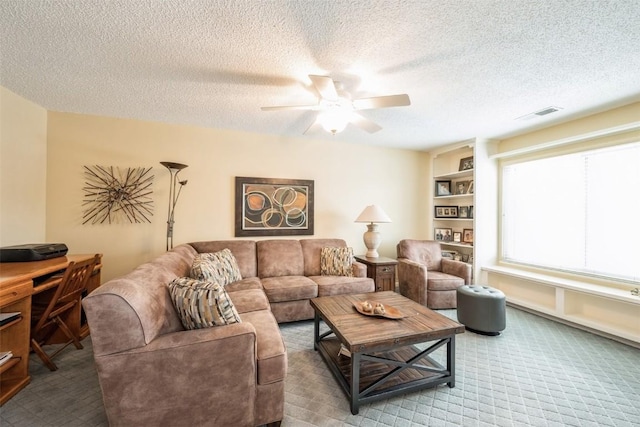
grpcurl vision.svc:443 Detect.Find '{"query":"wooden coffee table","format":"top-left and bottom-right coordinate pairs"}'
top-left (310, 291), bottom-right (465, 415)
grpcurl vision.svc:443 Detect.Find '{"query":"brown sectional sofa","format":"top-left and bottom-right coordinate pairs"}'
top-left (83, 238), bottom-right (374, 427)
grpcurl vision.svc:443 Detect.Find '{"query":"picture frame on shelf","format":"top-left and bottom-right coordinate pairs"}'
top-left (453, 231), bottom-right (462, 243)
top-left (467, 180), bottom-right (474, 194)
top-left (462, 228), bottom-right (474, 244)
top-left (435, 227), bottom-right (453, 242)
top-left (462, 254), bottom-right (469, 262)
top-left (459, 206), bottom-right (470, 218)
top-left (469, 206), bottom-right (474, 218)
top-left (454, 180), bottom-right (469, 195)
top-left (435, 180), bottom-right (452, 196)
top-left (459, 156), bottom-right (474, 171)
top-left (435, 206), bottom-right (458, 218)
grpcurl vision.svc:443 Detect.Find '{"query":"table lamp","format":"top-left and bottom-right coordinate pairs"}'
top-left (355, 205), bottom-right (392, 258)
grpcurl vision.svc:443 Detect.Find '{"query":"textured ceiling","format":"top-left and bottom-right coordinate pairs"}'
top-left (1, 0), bottom-right (639, 151)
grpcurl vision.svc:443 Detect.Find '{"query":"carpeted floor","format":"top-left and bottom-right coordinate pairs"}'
top-left (1, 306), bottom-right (639, 426)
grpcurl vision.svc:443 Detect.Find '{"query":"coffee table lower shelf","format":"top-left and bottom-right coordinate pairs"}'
top-left (315, 336), bottom-right (455, 415)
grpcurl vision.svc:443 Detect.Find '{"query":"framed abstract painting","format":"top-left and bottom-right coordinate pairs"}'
top-left (235, 177), bottom-right (314, 237)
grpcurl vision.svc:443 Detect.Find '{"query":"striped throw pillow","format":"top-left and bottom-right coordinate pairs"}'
top-left (168, 277), bottom-right (241, 329)
top-left (320, 247), bottom-right (354, 277)
top-left (191, 249), bottom-right (242, 286)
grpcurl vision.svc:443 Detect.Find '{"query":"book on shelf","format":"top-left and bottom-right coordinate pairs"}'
top-left (0, 351), bottom-right (13, 366)
top-left (442, 250), bottom-right (458, 259)
top-left (0, 312), bottom-right (21, 326)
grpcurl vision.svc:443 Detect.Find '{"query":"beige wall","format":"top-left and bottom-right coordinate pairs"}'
top-left (46, 112), bottom-right (430, 281)
top-left (13, 86), bottom-right (635, 285)
top-left (498, 102), bottom-right (640, 154)
top-left (0, 87), bottom-right (48, 245)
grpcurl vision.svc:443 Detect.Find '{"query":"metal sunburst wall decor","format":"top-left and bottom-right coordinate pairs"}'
top-left (83, 165), bottom-right (154, 224)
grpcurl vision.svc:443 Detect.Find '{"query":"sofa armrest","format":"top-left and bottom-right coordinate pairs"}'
top-left (442, 258), bottom-right (472, 284)
top-left (351, 260), bottom-right (367, 277)
top-left (94, 323), bottom-right (258, 426)
top-left (397, 258), bottom-right (428, 306)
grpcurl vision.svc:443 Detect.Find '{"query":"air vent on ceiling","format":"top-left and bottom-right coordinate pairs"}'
top-left (516, 106), bottom-right (563, 121)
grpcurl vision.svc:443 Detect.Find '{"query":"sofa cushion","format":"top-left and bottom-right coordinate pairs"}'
top-left (397, 239), bottom-right (443, 271)
top-left (191, 249), bottom-right (242, 286)
top-left (190, 240), bottom-right (257, 278)
top-left (239, 309), bottom-right (287, 385)
top-left (229, 289), bottom-right (271, 313)
top-left (300, 238), bottom-right (347, 276)
top-left (320, 246), bottom-right (354, 277)
top-left (168, 277), bottom-right (242, 329)
top-left (427, 271), bottom-right (465, 291)
top-left (257, 240), bottom-right (304, 277)
top-left (261, 276), bottom-right (318, 303)
top-left (225, 277), bottom-right (263, 293)
top-left (312, 275), bottom-right (375, 297)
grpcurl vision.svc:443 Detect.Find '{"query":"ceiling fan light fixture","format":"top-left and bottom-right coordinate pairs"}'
top-left (261, 74), bottom-right (411, 135)
top-left (319, 108), bottom-right (350, 135)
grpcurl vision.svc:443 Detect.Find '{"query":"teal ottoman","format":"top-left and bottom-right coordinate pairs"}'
top-left (456, 285), bottom-right (506, 336)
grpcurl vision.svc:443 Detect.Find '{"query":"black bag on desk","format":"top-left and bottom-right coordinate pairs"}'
top-left (0, 244), bottom-right (68, 262)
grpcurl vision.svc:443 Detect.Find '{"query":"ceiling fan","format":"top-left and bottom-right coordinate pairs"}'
top-left (261, 75), bottom-right (411, 135)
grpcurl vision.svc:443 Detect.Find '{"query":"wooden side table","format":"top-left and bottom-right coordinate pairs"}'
top-left (354, 255), bottom-right (398, 292)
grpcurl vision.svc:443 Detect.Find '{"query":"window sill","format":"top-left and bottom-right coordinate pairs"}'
top-left (481, 265), bottom-right (638, 304)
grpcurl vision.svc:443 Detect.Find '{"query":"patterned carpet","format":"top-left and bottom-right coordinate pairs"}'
top-left (281, 308), bottom-right (640, 426)
top-left (2, 306), bottom-right (639, 426)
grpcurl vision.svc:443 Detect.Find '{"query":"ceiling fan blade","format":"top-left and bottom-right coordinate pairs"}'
top-left (309, 75), bottom-right (338, 101)
top-left (352, 94), bottom-right (411, 110)
top-left (261, 104), bottom-right (318, 111)
top-left (303, 119), bottom-right (322, 135)
top-left (351, 113), bottom-right (382, 133)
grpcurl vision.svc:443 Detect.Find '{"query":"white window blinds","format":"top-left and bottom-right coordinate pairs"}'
top-left (501, 142), bottom-right (640, 283)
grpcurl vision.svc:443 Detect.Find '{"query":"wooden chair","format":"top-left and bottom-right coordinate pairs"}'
top-left (30, 254), bottom-right (100, 371)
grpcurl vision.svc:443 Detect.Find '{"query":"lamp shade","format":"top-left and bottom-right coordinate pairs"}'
top-left (355, 205), bottom-right (392, 223)
top-left (160, 161), bottom-right (188, 171)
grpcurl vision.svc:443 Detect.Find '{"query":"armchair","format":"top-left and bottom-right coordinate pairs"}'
top-left (396, 239), bottom-right (472, 309)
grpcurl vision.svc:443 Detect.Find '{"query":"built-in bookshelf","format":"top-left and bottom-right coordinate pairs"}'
top-left (431, 143), bottom-right (475, 270)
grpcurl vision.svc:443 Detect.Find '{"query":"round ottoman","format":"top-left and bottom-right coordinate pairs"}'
top-left (456, 285), bottom-right (506, 336)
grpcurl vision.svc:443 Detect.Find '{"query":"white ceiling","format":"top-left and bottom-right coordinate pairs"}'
top-left (1, 0), bottom-right (639, 151)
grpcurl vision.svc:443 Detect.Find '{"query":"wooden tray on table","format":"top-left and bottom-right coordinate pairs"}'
top-left (353, 301), bottom-right (406, 319)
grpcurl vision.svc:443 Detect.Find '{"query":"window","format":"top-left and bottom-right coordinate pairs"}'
top-left (501, 142), bottom-right (640, 284)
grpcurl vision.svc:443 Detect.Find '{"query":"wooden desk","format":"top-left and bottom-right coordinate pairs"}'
top-left (0, 254), bottom-right (102, 405)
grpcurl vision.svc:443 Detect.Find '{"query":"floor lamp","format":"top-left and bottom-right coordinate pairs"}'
top-left (160, 162), bottom-right (188, 251)
top-left (355, 205), bottom-right (392, 258)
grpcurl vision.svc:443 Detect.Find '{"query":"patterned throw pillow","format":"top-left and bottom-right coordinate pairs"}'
top-left (168, 277), bottom-right (241, 329)
top-left (320, 247), bottom-right (354, 277)
top-left (191, 248), bottom-right (242, 286)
